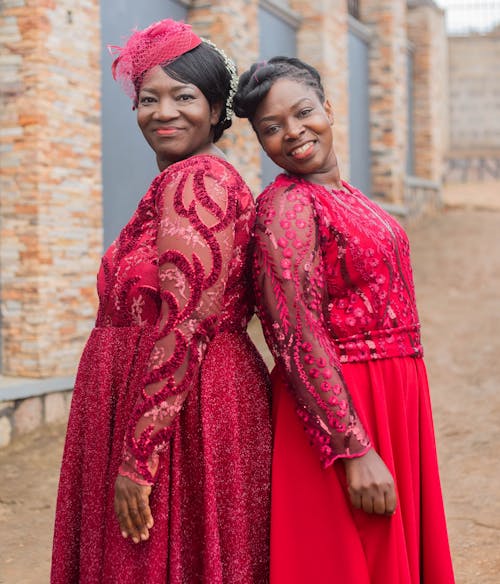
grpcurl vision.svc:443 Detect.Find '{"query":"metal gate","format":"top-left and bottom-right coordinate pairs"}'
top-left (100, 0), bottom-right (188, 249)
top-left (348, 23), bottom-right (371, 196)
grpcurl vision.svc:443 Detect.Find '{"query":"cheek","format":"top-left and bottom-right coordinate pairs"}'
top-left (259, 135), bottom-right (280, 157)
top-left (137, 112), bottom-right (147, 133)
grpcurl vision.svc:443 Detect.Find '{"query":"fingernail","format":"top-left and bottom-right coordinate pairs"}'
top-left (147, 521), bottom-right (153, 529)
top-left (121, 531), bottom-right (128, 539)
top-left (132, 537), bottom-right (139, 544)
top-left (141, 533), bottom-right (148, 541)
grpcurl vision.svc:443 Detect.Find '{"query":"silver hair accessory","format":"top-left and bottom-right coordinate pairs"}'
top-left (202, 38), bottom-right (239, 123)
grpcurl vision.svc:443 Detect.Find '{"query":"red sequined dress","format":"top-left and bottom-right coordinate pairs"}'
top-left (51, 155), bottom-right (271, 584)
top-left (254, 174), bottom-right (454, 584)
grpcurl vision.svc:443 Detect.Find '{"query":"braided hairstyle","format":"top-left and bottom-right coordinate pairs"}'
top-left (233, 56), bottom-right (325, 124)
top-left (162, 41), bottom-right (233, 142)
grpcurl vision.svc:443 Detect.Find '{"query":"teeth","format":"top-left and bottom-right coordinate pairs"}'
top-left (292, 142), bottom-right (313, 156)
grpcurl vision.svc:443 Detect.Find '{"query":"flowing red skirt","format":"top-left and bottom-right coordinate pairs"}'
top-left (270, 356), bottom-right (455, 584)
top-left (51, 327), bottom-right (271, 584)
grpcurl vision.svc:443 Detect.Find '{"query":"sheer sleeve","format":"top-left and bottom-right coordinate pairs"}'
top-left (119, 159), bottom-right (237, 485)
top-left (253, 182), bottom-right (370, 467)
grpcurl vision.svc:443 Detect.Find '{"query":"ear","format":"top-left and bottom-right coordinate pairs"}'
top-left (210, 102), bottom-right (223, 126)
top-left (324, 99), bottom-right (334, 125)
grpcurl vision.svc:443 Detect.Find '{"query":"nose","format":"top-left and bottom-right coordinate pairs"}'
top-left (284, 119), bottom-right (305, 141)
top-left (152, 97), bottom-right (179, 120)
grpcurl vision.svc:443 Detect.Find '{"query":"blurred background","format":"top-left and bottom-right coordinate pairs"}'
top-left (1, 1), bottom-right (499, 582)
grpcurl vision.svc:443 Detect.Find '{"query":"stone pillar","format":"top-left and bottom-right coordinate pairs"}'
top-left (290, 0), bottom-right (350, 177)
top-left (0, 0), bottom-right (102, 377)
top-left (407, 0), bottom-right (448, 182)
top-left (360, 0), bottom-right (408, 202)
top-left (188, 0), bottom-right (261, 193)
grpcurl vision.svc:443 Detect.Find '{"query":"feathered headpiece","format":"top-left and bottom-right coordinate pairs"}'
top-left (109, 19), bottom-right (202, 104)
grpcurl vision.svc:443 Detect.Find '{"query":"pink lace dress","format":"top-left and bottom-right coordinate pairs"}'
top-left (254, 174), bottom-right (454, 584)
top-left (51, 155), bottom-right (271, 584)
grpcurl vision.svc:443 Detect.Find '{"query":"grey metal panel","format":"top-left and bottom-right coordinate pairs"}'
top-left (258, 5), bottom-right (297, 190)
top-left (348, 30), bottom-right (371, 196)
top-left (100, 1), bottom-right (187, 249)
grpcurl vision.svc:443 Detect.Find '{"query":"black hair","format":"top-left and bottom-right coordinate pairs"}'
top-left (162, 41), bottom-right (233, 142)
top-left (233, 56), bottom-right (325, 123)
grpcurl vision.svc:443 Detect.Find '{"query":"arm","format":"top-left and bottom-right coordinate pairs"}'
top-left (115, 160), bottom-right (237, 540)
top-left (253, 183), bottom-right (370, 464)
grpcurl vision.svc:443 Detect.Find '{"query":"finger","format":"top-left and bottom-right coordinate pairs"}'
top-left (373, 492), bottom-right (387, 515)
top-left (115, 497), bottom-right (137, 541)
top-left (130, 488), bottom-right (153, 542)
top-left (114, 493), bottom-right (129, 537)
top-left (114, 497), bottom-right (126, 537)
top-left (138, 490), bottom-right (154, 531)
top-left (385, 488), bottom-right (398, 516)
top-left (118, 491), bottom-right (142, 543)
top-left (127, 503), bottom-right (146, 543)
top-left (134, 494), bottom-right (152, 541)
top-left (360, 494), bottom-right (374, 514)
top-left (348, 488), bottom-right (362, 510)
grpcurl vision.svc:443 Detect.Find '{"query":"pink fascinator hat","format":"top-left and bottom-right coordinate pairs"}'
top-left (109, 19), bottom-right (202, 105)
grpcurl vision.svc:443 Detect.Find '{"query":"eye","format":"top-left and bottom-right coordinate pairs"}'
top-left (177, 93), bottom-right (195, 102)
top-left (298, 107), bottom-right (313, 118)
top-left (138, 96), bottom-right (156, 106)
top-left (263, 124), bottom-right (280, 136)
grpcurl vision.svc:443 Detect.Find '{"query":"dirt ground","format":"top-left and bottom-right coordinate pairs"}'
top-left (1, 206), bottom-right (499, 583)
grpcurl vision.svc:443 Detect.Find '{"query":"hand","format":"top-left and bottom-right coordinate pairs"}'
top-left (114, 475), bottom-right (154, 544)
top-left (343, 448), bottom-right (397, 516)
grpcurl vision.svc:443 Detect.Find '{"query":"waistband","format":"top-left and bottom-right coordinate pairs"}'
top-left (334, 324), bottom-right (423, 363)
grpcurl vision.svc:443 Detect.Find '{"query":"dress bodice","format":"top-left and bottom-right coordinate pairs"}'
top-left (253, 174), bottom-right (422, 466)
top-left (311, 178), bottom-right (422, 361)
top-left (96, 159), bottom-right (254, 335)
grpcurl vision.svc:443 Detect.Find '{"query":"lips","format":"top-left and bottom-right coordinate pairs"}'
top-left (290, 140), bottom-right (315, 160)
top-left (155, 127), bottom-right (180, 136)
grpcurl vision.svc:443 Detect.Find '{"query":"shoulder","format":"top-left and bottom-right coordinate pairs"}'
top-left (256, 174), bottom-right (315, 225)
top-left (164, 155), bottom-right (249, 191)
top-left (155, 155), bottom-right (253, 208)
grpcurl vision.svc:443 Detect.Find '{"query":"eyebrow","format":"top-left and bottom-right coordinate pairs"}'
top-left (139, 83), bottom-right (195, 94)
top-left (256, 97), bottom-right (313, 125)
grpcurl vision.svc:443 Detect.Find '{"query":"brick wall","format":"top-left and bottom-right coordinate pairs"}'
top-left (188, 0), bottom-right (262, 194)
top-left (361, 0), bottom-right (409, 203)
top-left (0, 0), bottom-right (102, 377)
top-left (448, 30), bottom-right (500, 152)
top-left (443, 27), bottom-right (500, 206)
top-left (408, 1), bottom-right (448, 183)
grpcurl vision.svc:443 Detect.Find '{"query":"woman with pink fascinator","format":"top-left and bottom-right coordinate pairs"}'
top-left (51, 19), bottom-right (271, 583)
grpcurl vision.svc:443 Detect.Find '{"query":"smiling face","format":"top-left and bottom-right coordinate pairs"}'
top-left (254, 78), bottom-right (340, 186)
top-left (137, 65), bottom-right (221, 170)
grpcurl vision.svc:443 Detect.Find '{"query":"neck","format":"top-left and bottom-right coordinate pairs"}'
top-left (298, 146), bottom-right (342, 188)
top-left (302, 164), bottom-right (342, 190)
top-left (156, 143), bottom-right (223, 172)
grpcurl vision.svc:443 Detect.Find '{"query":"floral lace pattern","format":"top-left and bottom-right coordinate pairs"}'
top-left (253, 174), bottom-right (423, 466)
top-left (96, 156), bottom-right (255, 485)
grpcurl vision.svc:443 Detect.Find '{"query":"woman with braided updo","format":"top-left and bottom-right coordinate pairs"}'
top-left (51, 20), bottom-right (271, 583)
top-left (234, 57), bottom-right (455, 583)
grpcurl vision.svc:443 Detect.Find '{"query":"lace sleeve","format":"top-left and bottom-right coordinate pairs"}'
top-left (119, 159), bottom-right (237, 485)
top-left (254, 183), bottom-right (370, 467)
